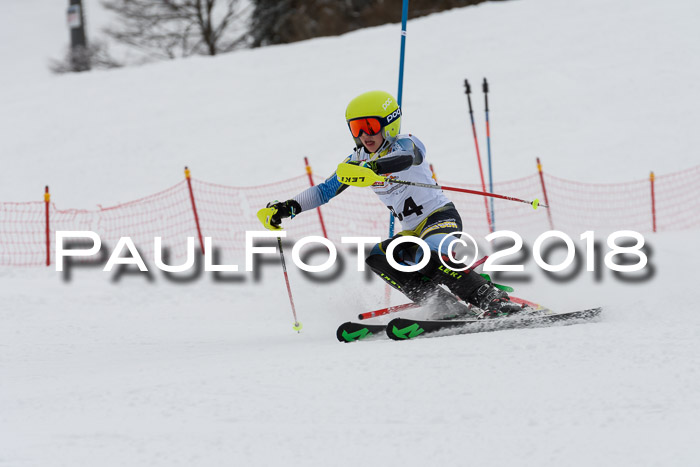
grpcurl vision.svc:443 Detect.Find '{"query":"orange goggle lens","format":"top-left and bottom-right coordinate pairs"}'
top-left (348, 118), bottom-right (383, 138)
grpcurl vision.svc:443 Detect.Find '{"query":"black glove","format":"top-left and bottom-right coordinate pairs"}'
top-left (347, 159), bottom-right (379, 173)
top-left (266, 199), bottom-right (302, 228)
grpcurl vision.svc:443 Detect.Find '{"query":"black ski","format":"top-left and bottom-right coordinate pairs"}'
top-left (336, 321), bottom-right (387, 343)
top-left (386, 307), bottom-right (603, 341)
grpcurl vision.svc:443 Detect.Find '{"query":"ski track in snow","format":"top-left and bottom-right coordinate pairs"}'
top-left (2, 233), bottom-right (699, 466)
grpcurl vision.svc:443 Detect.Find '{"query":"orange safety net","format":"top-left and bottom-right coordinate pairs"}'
top-left (1, 165), bottom-right (698, 267)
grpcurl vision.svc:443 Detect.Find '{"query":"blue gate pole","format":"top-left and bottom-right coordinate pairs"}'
top-left (483, 78), bottom-right (495, 230)
top-left (390, 0), bottom-right (410, 238)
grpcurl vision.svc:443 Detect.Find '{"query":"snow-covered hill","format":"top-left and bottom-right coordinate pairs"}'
top-left (2, 0), bottom-right (700, 208)
top-left (1, 0), bottom-right (699, 466)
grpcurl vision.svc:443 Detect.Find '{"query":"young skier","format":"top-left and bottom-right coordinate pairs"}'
top-left (258, 90), bottom-right (522, 318)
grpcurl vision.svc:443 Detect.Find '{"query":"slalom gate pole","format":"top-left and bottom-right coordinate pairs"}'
top-left (390, 0), bottom-right (410, 240)
top-left (386, 0), bottom-right (410, 305)
top-left (483, 78), bottom-right (495, 229)
top-left (650, 171), bottom-right (657, 232)
top-left (464, 79), bottom-right (494, 232)
top-left (184, 166), bottom-right (205, 254)
top-left (536, 158), bottom-right (554, 228)
top-left (44, 186), bottom-right (50, 266)
top-left (396, 0), bottom-right (409, 106)
top-left (277, 237), bottom-right (303, 332)
top-left (303, 157), bottom-right (329, 238)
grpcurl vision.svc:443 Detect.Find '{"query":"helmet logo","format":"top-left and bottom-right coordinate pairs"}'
top-left (382, 98), bottom-right (393, 111)
top-left (386, 108), bottom-right (401, 123)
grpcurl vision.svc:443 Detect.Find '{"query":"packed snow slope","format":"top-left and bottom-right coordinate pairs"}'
top-left (2, 0), bottom-right (700, 466)
top-left (1, 0), bottom-right (699, 207)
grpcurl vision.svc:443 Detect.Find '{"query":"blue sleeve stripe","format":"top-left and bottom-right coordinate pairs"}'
top-left (293, 156), bottom-right (352, 210)
top-left (318, 175), bottom-right (343, 203)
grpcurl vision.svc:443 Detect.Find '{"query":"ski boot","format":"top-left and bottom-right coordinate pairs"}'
top-left (469, 283), bottom-right (523, 319)
top-left (426, 287), bottom-right (475, 320)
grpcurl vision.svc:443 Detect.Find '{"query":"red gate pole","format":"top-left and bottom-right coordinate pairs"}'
top-left (184, 166), bottom-right (205, 253)
top-left (44, 186), bottom-right (50, 266)
top-left (650, 171), bottom-right (657, 233)
top-left (304, 157), bottom-right (329, 239)
top-left (536, 158), bottom-right (554, 230)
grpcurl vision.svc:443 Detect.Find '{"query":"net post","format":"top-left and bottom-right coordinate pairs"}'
top-left (650, 171), bottom-right (656, 233)
top-left (536, 158), bottom-right (554, 230)
top-left (44, 186), bottom-right (51, 266)
top-left (303, 157), bottom-right (329, 239)
top-left (184, 166), bottom-right (205, 254)
top-left (429, 163), bottom-right (438, 182)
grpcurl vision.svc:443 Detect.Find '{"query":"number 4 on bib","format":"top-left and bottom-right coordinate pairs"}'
top-left (389, 197), bottom-right (424, 221)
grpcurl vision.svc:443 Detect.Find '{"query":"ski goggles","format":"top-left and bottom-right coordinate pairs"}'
top-left (347, 110), bottom-right (400, 138)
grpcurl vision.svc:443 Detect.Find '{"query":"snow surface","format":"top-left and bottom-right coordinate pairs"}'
top-left (2, 0), bottom-right (700, 466)
top-left (2, 0), bottom-right (700, 207)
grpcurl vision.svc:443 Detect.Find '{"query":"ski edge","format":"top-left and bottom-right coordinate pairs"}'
top-left (386, 307), bottom-right (603, 341)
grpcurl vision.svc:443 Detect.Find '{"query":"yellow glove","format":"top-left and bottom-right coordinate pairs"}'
top-left (257, 206), bottom-right (282, 231)
top-left (257, 200), bottom-right (301, 231)
top-left (336, 163), bottom-right (385, 187)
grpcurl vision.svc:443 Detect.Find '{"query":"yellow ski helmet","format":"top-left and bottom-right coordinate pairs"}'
top-left (345, 91), bottom-right (402, 150)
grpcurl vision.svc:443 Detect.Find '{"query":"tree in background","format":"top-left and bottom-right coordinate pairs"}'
top-left (101, 0), bottom-right (249, 59)
top-left (249, 0), bottom-right (503, 47)
top-left (49, 41), bottom-right (122, 74)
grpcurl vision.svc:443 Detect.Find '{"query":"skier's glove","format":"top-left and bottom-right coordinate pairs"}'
top-left (257, 199), bottom-right (302, 230)
top-left (362, 161), bottom-right (379, 173)
top-left (349, 158), bottom-right (413, 174)
top-left (347, 160), bottom-right (379, 173)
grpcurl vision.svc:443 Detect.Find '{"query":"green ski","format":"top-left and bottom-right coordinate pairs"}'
top-left (336, 321), bottom-right (387, 343)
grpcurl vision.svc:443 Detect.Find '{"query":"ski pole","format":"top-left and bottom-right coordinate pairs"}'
top-left (277, 236), bottom-right (303, 333)
top-left (483, 78), bottom-right (495, 230)
top-left (336, 163), bottom-right (547, 209)
top-left (358, 302), bottom-right (419, 320)
top-left (465, 79), bottom-right (494, 231)
top-left (392, 178), bottom-right (545, 208)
